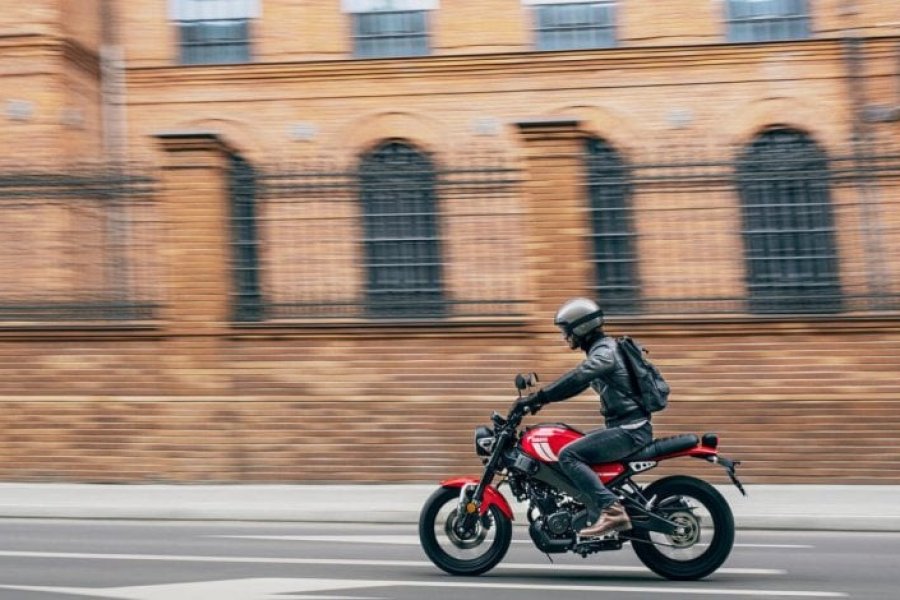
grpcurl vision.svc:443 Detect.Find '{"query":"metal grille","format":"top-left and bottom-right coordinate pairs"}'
top-left (0, 166), bottom-right (161, 322)
top-left (534, 2), bottom-right (616, 51)
top-left (579, 131), bottom-right (900, 316)
top-left (586, 137), bottom-right (639, 313)
top-left (360, 142), bottom-right (443, 317)
top-left (737, 128), bottom-right (841, 313)
top-left (726, 0), bottom-right (811, 43)
top-left (352, 10), bottom-right (430, 58)
top-left (231, 152), bottom-right (525, 321)
top-left (230, 155), bottom-right (263, 321)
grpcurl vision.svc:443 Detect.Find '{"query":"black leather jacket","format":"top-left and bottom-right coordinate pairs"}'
top-left (540, 335), bottom-right (647, 427)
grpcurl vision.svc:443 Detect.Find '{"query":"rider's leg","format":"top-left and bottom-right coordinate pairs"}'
top-left (558, 426), bottom-right (648, 534)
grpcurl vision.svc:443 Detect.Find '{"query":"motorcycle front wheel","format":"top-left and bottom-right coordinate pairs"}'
top-left (418, 486), bottom-right (512, 576)
top-left (630, 475), bottom-right (735, 581)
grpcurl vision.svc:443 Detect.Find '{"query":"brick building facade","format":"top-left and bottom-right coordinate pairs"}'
top-left (0, 0), bottom-right (898, 483)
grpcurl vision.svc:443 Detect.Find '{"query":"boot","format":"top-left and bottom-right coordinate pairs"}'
top-left (579, 502), bottom-right (631, 537)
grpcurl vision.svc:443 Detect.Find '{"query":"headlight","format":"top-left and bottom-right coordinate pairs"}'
top-left (474, 425), bottom-right (495, 457)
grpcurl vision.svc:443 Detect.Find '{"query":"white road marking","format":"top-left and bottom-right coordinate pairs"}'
top-left (0, 550), bottom-right (786, 576)
top-left (212, 534), bottom-right (433, 545)
top-left (0, 578), bottom-right (382, 600)
top-left (0, 576), bottom-right (848, 599)
top-left (212, 534), bottom-right (814, 550)
top-left (735, 544), bottom-right (814, 549)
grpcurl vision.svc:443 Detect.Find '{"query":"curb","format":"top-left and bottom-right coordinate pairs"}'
top-left (1, 483), bottom-right (898, 532)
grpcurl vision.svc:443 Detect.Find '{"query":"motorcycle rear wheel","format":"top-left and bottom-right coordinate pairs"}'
top-left (418, 486), bottom-right (512, 576)
top-left (630, 475), bottom-right (735, 581)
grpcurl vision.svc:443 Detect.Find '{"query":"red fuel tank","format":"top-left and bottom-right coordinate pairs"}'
top-left (520, 424), bottom-right (626, 484)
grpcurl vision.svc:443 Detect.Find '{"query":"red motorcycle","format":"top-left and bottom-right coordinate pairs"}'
top-left (419, 373), bottom-right (746, 581)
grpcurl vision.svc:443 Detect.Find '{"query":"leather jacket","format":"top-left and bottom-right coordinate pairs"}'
top-left (539, 335), bottom-right (647, 428)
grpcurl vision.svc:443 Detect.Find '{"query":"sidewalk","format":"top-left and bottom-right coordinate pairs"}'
top-left (0, 483), bottom-right (898, 531)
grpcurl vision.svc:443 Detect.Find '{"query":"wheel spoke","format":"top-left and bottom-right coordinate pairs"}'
top-left (629, 477), bottom-right (734, 580)
top-left (648, 494), bottom-right (713, 561)
top-left (650, 495), bottom-right (716, 562)
top-left (420, 487), bottom-right (512, 575)
top-left (434, 498), bottom-right (498, 562)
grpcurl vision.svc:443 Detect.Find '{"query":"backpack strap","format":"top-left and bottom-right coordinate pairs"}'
top-left (613, 338), bottom-right (651, 419)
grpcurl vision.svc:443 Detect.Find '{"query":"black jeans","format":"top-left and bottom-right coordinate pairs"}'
top-left (558, 422), bottom-right (652, 520)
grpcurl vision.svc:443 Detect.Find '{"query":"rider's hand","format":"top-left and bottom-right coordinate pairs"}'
top-left (516, 391), bottom-right (546, 415)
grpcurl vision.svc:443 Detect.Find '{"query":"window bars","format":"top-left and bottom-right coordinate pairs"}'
top-left (586, 138), bottom-right (639, 314)
top-left (227, 133), bottom-right (900, 323)
top-left (736, 129), bottom-right (841, 313)
top-left (230, 155), bottom-right (263, 321)
top-left (726, 0), bottom-right (811, 43)
top-left (352, 10), bottom-right (430, 58)
top-left (579, 131), bottom-right (899, 316)
top-left (359, 142), bottom-right (444, 317)
top-left (173, 0), bottom-right (255, 65)
top-left (0, 166), bottom-right (161, 322)
top-left (534, 1), bottom-right (616, 51)
top-left (230, 150), bottom-right (526, 321)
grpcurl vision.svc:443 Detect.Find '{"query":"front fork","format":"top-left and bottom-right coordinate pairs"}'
top-left (455, 430), bottom-right (510, 536)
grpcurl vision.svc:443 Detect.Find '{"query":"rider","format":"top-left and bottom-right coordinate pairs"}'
top-left (516, 298), bottom-right (653, 537)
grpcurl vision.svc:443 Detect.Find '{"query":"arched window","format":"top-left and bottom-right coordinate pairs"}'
top-left (737, 128), bottom-right (841, 313)
top-left (586, 137), bottom-right (638, 313)
top-left (229, 153), bottom-right (262, 321)
top-left (359, 140), bottom-right (443, 316)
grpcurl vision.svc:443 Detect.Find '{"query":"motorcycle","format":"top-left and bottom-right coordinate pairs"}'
top-left (419, 373), bottom-right (746, 581)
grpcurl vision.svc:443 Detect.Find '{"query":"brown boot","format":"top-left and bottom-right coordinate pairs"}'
top-left (579, 502), bottom-right (632, 537)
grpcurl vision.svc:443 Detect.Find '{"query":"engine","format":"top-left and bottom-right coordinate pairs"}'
top-left (525, 482), bottom-right (580, 553)
top-left (544, 510), bottom-right (573, 535)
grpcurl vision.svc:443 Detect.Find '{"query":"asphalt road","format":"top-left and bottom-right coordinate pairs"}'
top-left (0, 519), bottom-right (896, 599)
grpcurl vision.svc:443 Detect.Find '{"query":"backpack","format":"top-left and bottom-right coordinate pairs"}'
top-left (615, 336), bottom-right (670, 415)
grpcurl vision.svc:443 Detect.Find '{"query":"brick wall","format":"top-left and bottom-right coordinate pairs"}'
top-left (0, 1), bottom-right (898, 484)
top-left (1, 321), bottom-right (899, 483)
top-left (0, 1), bottom-right (103, 164)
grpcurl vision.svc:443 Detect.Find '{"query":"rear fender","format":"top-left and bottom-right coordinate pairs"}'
top-left (655, 445), bottom-right (746, 497)
top-left (440, 477), bottom-right (515, 520)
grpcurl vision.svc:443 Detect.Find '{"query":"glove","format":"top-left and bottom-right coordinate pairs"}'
top-left (516, 391), bottom-right (546, 415)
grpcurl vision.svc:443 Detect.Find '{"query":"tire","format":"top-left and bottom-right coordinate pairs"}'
top-left (631, 475), bottom-right (735, 581)
top-left (418, 486), bottom-right (512, 576)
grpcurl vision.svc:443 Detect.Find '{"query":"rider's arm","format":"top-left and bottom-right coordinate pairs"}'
top-left (536, 342), bottom-right (616, 404)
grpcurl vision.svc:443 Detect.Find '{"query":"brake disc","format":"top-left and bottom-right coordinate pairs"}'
top-left (444, 508), bottom-right (489, 550)
top-left (666, 509), bottom-right (701, 548)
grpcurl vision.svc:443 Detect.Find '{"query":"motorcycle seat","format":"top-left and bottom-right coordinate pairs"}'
top-left (625, 434), bottom-right (699, 461)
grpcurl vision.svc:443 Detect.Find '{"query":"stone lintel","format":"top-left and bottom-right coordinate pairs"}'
top-left (154, 130), bottom-right (238, 156)
top-left (515, 118), bottom-right (582, 136)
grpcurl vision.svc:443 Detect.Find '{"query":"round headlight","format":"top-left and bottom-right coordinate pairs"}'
top-left (474, 425), bottom-right (495, 457)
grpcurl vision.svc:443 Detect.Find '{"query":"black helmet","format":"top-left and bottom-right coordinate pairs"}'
top-left (554, 298), bottom-right (604, 350)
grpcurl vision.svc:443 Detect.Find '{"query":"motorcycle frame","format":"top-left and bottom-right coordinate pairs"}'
top-left (443, 411), bottom-right (744, 538)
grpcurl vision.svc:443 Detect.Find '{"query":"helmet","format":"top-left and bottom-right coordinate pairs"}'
top-left (554, 298), bottom-right (604, 350)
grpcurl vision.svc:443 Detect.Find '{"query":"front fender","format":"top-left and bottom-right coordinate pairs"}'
top-left (440, 477), bottom-right (515, 520)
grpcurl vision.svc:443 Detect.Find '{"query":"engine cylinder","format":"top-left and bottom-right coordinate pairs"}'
top-left (545, 511), bottom-right (572, 535)
top-left (528, 518), bottom-right (575, 553)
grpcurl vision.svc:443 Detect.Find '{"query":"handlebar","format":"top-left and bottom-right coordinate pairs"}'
top-left (504, 400), bottom-right (529, 428)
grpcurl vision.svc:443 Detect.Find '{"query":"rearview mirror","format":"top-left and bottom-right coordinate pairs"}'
top-left (515, 372), bottom-right (540, 392)
top-left (514, 373), bottom-right (528, 392)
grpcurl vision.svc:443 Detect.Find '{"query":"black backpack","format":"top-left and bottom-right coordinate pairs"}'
top-left (615, 336), bottom-right (670, 415)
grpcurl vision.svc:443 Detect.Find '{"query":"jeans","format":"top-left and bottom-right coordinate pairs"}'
top-left (558, 422), bottom-right (652, 520)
